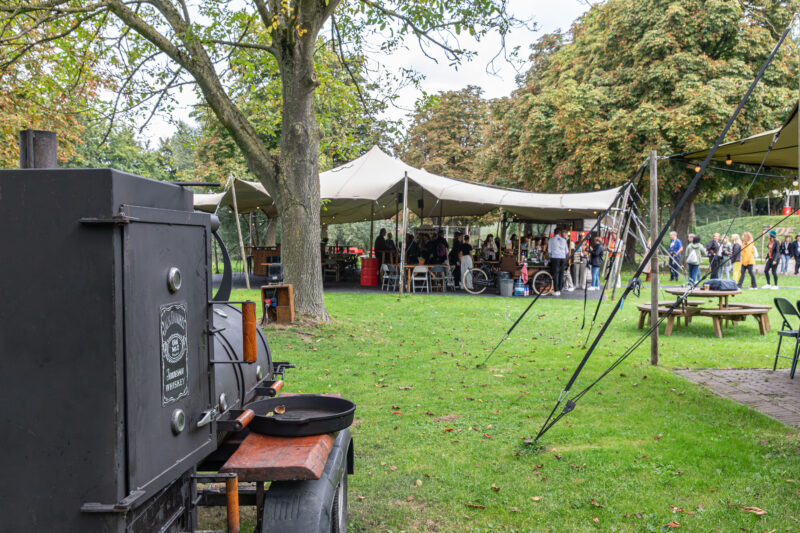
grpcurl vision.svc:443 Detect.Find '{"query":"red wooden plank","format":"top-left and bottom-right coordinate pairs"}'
top-left (221, 432), bottom-right (335, 481)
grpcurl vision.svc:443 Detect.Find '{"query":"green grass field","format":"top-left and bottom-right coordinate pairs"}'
top-left (222, 277), bottom-right (800, 532)
top-left (695, 214), bottom-right (800, 242)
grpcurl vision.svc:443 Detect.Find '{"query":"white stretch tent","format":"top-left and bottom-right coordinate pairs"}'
top-left (194, 146), bottom-right (620, 223)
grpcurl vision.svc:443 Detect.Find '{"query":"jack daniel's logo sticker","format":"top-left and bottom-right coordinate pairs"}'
top-left (160, 302), bottom-right (189, 406)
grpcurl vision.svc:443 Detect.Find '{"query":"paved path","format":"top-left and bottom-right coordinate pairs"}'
top-left (674, 368), bottom-right (800, 429)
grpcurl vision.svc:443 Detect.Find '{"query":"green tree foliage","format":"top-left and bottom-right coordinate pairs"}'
top-left (483, 0), bottom-right (800, 242)
top-left (0, 20), bottom-right (105, 166)
top-left (192, 40), bottom-right (394, 183)
top-left (64, 119), bottom-right (197, 181)
top-left (401, 85), bottom-right (489, 179)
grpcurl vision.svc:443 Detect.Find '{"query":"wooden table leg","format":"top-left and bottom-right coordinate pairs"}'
top-left (638, 310), bottom-right (647, 329)
top-left (712, 317), bottom-right (723, 338)
top-left (755, 315), bottom-right (767, 335)
top-left (665, 315), bottom-right (674, 336)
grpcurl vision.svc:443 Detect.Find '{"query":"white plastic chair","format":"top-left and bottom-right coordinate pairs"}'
top-left (381, 264), bottom-right (400, 291)
top-left (411, 265), bottom-right (430, 293)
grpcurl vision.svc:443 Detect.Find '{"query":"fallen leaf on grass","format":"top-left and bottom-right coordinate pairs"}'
top-left (591, 499), bottom-right (602, 507)
top-left (491, 484), bottom-right (500, 492)
top-left (465, 503), bottom-right (486, 509)
top-left (663, 521), bottom-right (681, 528)
top-left (380, 461), bottom-right (387, 466)
top-left (443, 428), bottom-right (454, 432)
top-left (531, 496), bottom-right (542, 501)
top-left (669, 506), bottom-right (684, 513)
top-left (406, 495), bottom-right (414, 502)
top-left (509, 506), bottom-right (520, 512)
top-left (483, 433), bottom-right (493, 439)
top-left (397, 386), bottom-right (413, 390)
top-left (739, 506), bottom-right (767, 516)
top-left (654, 434), bottom-right (662, 440)
top-left (391, 411), bottom-right (402, 416)
top-left (592, 517), bottom-right (599, 524)
top-left (389, 466), bottom-right (398, 471)
top-left (554, 454), bottom-right (562, 460)
top-left (392, 405), bottom-right (400, 409)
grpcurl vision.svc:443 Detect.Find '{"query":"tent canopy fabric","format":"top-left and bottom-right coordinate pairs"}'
top-left (681, 104), bottom-right (798, 169)
top-left (194, 146), bottom-right (620, 223)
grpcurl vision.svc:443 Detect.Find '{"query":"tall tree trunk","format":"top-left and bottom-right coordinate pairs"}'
top-left (671, 185), bottom-right (699, 261)
top-left (270, 35), bottom-right (329, 320)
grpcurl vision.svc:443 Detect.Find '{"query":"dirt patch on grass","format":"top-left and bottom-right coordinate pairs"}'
top-left (435, 414), bottom-right (460, 422)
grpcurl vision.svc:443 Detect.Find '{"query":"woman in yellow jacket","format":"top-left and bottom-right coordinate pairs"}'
top-left (737, 231), bottom-right (757, 289)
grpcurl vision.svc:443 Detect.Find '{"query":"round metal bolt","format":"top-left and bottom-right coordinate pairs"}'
top-left (167, 267), bottom-right (182, 293)
top-left (219, 393), bottom-right (228, 412)
top-left (171, 409), bottom-right (186, 435)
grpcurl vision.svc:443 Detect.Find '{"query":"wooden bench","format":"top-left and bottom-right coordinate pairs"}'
top-left (698, 307), bottom-right (771, 338)
top-left (637, 304), bottom-right (698, 336)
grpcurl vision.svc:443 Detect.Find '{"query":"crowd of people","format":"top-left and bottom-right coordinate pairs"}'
top-left (670, 229), bottom-right (798, 290)
top-left (371, 226), bottom-right (610, 297)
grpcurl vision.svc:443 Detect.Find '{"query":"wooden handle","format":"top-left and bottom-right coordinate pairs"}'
top-left (268, 380), bottom-right (284, 397)
top-left (242, 301), bottom-right (257, 363)
top-left (225, 476), bottom-right (240, 533)
top-left (234, 409), bottom-right (255, 431)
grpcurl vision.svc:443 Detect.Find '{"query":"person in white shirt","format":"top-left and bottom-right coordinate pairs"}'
top-left (548, 228), bottom-right (569, 296)
top-left (482, 234), bottom-right (498, 260)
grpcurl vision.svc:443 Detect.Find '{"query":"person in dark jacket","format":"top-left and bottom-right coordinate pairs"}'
top-left (791, 234), bottom-right (800, 274)
top-left (588, 236), bottom-right (604, 290)
top-left (764, 229), bottom-right (780, 289)
top-left (706, 233), bottom-right (722, 279)
top-left (405, 234), bottom-right (419, 264)
top-left (374, 228), bottom-right (388, 269)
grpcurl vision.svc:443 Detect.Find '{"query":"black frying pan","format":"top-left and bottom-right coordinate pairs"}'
top-left (246, 394), bottom-right (356, 437)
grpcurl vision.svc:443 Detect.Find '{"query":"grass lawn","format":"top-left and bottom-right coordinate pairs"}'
top-left (225, 275), bottom-right (800, 532)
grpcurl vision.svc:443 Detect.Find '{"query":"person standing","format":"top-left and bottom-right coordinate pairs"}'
top-left (706, 233), bottom-right (721, 279)
top-left (738, 232), bottom-right (757, 289)
top-left (731, 234), bottom-right (742, 282)
top-left (668, 231), bottom-right (683, 281)
top-left (374, 228), bottom-right (388, 269)
top-left (780, 235), bottom-right (791, 274)
top-left (764, 230), bottom-right (780, 289)
top-left (685, 236), bottom-right (705, 286)
top-left (791, 234), bottom-right (800, 275)
top-left (548, 228), bottom-right (569, 296)
top-left (589, 236), bottom-right (603, 290)
top-left (720, 236), bottom-right (733, 280)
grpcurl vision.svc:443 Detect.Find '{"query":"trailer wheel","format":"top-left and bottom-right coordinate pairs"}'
top-left (330, 464), bottom-right (348, 532)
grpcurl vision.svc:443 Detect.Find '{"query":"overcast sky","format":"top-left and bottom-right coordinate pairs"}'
top-left (141, 0), bottom-right (590, 140)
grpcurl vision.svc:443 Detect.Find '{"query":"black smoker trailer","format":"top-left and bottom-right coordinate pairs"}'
top-left (0, 167), bottom-right (352, 532)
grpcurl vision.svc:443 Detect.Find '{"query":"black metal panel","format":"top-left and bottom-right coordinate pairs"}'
top-left (121, 206), bottom-right (215, 498)
top-left (0, 169), bottom-right (201, 532)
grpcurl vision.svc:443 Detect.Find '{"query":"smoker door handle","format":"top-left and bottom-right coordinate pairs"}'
top-left (196, 406), bottom-right (219, 428)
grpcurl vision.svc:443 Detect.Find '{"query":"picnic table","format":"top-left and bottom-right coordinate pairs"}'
top-left (663, 287), bottom-right (741, 310)
top-left (637, 286), bottom-right (771, 338)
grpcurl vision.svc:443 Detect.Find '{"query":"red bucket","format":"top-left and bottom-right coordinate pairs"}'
top-left (783, 206), bottom-right (793, 215)
top-left (360, 257), bottom-right (379, 286)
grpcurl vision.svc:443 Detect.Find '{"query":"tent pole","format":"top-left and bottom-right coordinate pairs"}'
top-left (438, 200), bottom-right (444, 231)
top-left (399, 172), bottom-right (409, 296)
top-left (369, 203), bottom-right (375, 258)
top-left (230, 177), bottom-right (251, 290)
top-left (395, 196), bottom-right (399, 245)
top-left (649, 151), bottom-right (659, 366)
top-left (499, 208), bottom-right (506, 252)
